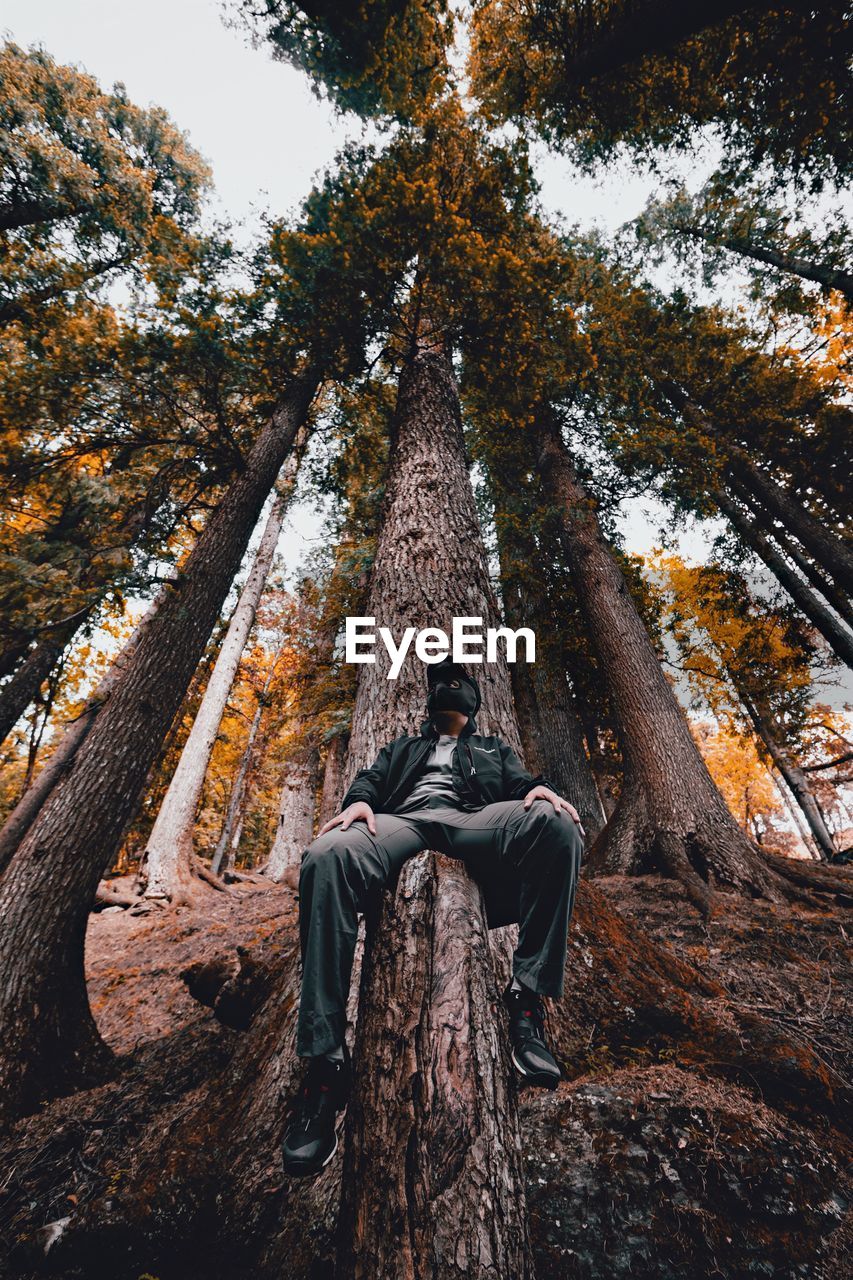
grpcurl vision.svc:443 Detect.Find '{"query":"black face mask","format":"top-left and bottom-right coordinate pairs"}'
top-left (427, 679), bottom-right (478, 719)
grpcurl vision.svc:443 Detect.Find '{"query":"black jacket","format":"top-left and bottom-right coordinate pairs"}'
top-left (340, 713), bottom-right (556, 815)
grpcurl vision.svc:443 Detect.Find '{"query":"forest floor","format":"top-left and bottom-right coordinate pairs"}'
top-left (0, 868), bottom-right (850, 1279)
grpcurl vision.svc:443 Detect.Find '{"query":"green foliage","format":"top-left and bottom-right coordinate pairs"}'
top-left (231, 0), bottom-right (453, 117)
top-left (469, 1), bottom-right (853, 189)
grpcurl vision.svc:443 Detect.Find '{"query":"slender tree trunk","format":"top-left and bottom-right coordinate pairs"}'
top-left (730, 455), bottom-right (853, 596)
top-left (715, 487), bottom-right (853, 667)
top-left (0, 369), bottom-right (319, 1123)
top-left (0, 583), bottom-right (174, 876)
top-left (753, 503), bottom-right (853, 629)
top-left (677, 222), bottom-right (853, 300)
top-left (145, 426), bottom-right (307, 902)
top-left (336, 326), bottom-right (535, 1279)
top-left (771, 768), bottom-right (819, 857)
top-left (532, 412), bottom-right (795, 914)
top-left (211, 699), bottom-right (265, 877)
top-left (266, 741), bottom-right (321, 883)
top-left (0, 614), bottom-right (88, 746)
top-left (736, 689), bottom-right (837, 861)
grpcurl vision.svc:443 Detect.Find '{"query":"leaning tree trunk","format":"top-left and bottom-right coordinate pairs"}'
top-left (715, 486), bottom-right (853, 668)
top-left (145, 426), bottom-right (308, 902)
top-left (336, 325), bottom-right (535, 1279)
top-left (0, 580), bottom-right (176, 876)
top-left (266, 739), bottom-right (321, 883)
top-left (532, 411), bottom-right (810, 917)
top-left (736, 687), bottom-right (838, 861)
top-left (0, 368), bottom-right (319, 1124)
top-left (0, 612), bottom-right (90, 747)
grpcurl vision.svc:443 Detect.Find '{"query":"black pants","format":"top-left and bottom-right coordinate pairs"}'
top-left (296, 796), bottom-right (583, 1057)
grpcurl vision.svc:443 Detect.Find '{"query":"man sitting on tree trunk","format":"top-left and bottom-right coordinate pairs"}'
top-left (282, 656), bottom-right (585, 1178)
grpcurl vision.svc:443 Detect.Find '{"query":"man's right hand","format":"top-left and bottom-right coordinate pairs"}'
top-left (317, 801), bottom-right (376, 838)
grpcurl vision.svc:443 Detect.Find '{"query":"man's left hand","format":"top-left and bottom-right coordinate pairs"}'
top-left (523, 786), bottom-right (586, 836)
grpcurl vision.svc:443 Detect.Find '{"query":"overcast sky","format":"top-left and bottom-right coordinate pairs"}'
top-left (1, 0), bottom-right (727, 570)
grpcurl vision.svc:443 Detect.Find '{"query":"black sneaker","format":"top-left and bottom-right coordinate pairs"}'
top-left (282, 1043), bottom-right (352, 1177)
top-left (502, 980), bottom-right (562, 1090)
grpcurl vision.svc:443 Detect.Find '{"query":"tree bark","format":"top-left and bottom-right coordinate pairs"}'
top-left (266, 742), bottom-right (321, 884)
top-left (715, 487), bottom-right (853, 668)
top-left (730, 453), bottom-right (853, 597)
top-left (0, 369), bottom-right (319, 1123)
top-left (532, 412), bottom-right (797, 914)
top-left (0, 614), bottom-right (88, 747)
top-left (210, 693), bottom-right (266, 878)
top-left (319, 731), bottom-right (349, 827)
top-left (336, 326), bottom-right (535, 1278)
top-left (495, 513), bottom-right (605, 840)
top-left (0, 582), bottom-right (174, 876)
top-left (145, 426), bottom-right (307, 902)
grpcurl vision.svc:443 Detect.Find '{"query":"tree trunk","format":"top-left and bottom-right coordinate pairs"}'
top-left (0, 369), bottom-right (319, 1123)
top-left (145, 426), bottom-right (307, 903)
top-left (211, 699), bottom-right (265, 877)
top-left (754, 504), bottom-right (853, 630)
top-left (496, 515), bottom-right (605, 840)
top-left (336, 326), bottom-right (534, 1278)
top-left (737, 688), bottom-right (838, 861)
top-left (266, 743), bottom-right (321, 884)
top-left (0, 614), bottom-right (88, 747)
top-left (678, 222), bottom-right (853, 300)
top-left (0, 582), bottom-right (174, 876)
top-left (730, 454), bottom-right (853, 597)
top-left (532, 412), bottom-right (797, 915)
top-left (715, 487), bottom-right (853, 667)
top-left (319, 731), bottom-right (349, 827)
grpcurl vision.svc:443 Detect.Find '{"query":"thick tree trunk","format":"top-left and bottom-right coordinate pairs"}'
top-left (737, 689), bottom-right (838, 861)
top-left (0, 370), bottom-right (319, 1123)
top-left (715, 487), bottom-right (853, 667)
top-left (319, 732), bottom-right (349, 827)
top-left (678, 222), bottom-right (853, 300)
top-left (266, 742), bottom-right (321, 884)
top-left (0, 614), bottom-right (87, 747)
top-left (0, 583), bottom-right (174, 876)
top-left (336, 327), bottom-right (534, 1278)
top-left (496, 517), bottom-right (605, 839)
top-left (145, 427), bottom-right (307, 903)
top-left (532, 413), bottom-right (796, 915)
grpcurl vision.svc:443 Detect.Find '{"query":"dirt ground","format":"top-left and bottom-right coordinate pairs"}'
top-left (0, 869), bottom-right (850, 1279)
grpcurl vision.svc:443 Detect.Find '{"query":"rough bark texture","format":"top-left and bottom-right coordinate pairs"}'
top-left (266, 743), bottom-right (321, 884)
top-left (146, 428), bottom-right (307, 902)
top-left (318, 731), bottom-right (349, 827)
top-left (210, 697), bottom-right (265, 878)
top-left (0, 584), bottom-right (175, 876)
top-left (0, 615), bottom-right (84, 747)
top-left (0, 371), bottom-right (318, 1123)
top-left (533, 414), bottom-right (817, 915)
top-left (716, 487), bottom-right (853, 668)
top-left (496, 515), bottom-right (606, 840)
top-left (335, 328), bottom-right (534, 1278)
